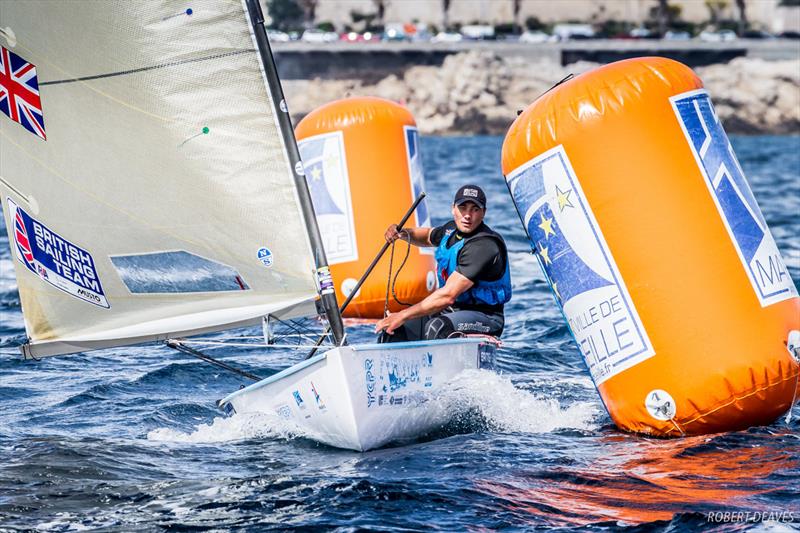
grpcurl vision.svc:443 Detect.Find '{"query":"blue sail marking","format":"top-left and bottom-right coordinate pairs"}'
top-left (305, 160), bottom-right (343, 216)
top-left (506, 148), bottom-right (654, 384)
top-left (297, 131), bottom-right (358, 263)
top-left (527, 203), bottom-right (612, 303)
top-left (672, 90), bottom-right (797, 305)
top-left (405, 127), bottom-right (430, 229)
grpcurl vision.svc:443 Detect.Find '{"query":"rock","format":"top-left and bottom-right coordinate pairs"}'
top-left (285, 53), bottom-right (800, 136)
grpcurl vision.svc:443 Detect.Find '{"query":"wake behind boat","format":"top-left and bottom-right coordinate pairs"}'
top-left (0, 0), bottom-right (487, 452)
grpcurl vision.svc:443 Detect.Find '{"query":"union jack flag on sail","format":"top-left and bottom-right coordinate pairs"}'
top-left (13, 205), bottom-right (35, 269)
top-left (0, 45), bottom-right (46, 140)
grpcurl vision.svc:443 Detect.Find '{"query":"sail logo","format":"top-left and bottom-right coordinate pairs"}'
top-left (506, 146), bottom-right (654, 385)
top-left (404, 126), bottom-right (433, 255)
top-left (256, 247), bottom-right (273, 267)
top-left (298, 131), bottom-right (358, 264)
top-left (671, 90), bottom-right (797, 307)
top-left (7, 198), bottom-right (109, 308)
top-left (0, 46), bottom-right (46, 140)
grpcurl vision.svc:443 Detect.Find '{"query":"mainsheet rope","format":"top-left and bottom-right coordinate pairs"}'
top-left (383, 232), bottom-right (413, 318)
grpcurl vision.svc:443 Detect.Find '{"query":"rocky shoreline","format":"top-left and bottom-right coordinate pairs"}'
top-left (284, 52), bottom-right (800, 135)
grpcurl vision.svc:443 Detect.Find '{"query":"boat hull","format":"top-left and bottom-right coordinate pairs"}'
top-left (219, 338), bottom-right (495, 451)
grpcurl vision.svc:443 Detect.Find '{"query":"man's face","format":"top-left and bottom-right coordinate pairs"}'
top-left (452, 201), bottom-right (485, 233)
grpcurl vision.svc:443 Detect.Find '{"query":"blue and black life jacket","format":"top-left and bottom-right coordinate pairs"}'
top-left (434, 224), bottom-right (512, 309)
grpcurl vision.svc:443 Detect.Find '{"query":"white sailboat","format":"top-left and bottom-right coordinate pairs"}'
top-left (0, 0), bottom-right (495, 451)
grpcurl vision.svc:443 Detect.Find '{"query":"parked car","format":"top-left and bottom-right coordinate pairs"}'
top-left (383, 23), bottom-right (407, 41)
top-left (301, 29), bottom-right (339, 43)
top-left (460, 24), bottom-right (495, 40)
top-left (431, 31), bottom-right (463, 43)
top-left (552, 23), bottom-right (595, 40)
top-left (340, 31), bottom-right (379, 42)
top-left (267, 29), bottom-right (290, 42)
top-left (741, 30), bottom-right (774, 39)
top-left (779, 31), bottom-right (800, 39)
top-left (409, 23), bottom-right (433, 42)
top-left (519, 30), bottom-right (551, 43)
top-left (629, 27), bottom-right (656, 39)
top-left (664, 30), bottom-right (691, 40)
top-left (698, 29), bottom-right (737, 42)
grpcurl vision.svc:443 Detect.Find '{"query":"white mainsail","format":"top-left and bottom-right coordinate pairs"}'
top-left (0, 0), bottom-right (325, 358)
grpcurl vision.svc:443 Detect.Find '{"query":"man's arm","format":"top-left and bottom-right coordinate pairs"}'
top-left (374, 272), bottom-right (474, 334)
top-left (384, 224), bottom-right (433, 247)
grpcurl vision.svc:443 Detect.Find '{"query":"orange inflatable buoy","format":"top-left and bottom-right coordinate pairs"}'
top-left (296, 97), bottom-right (437, 318)
top-left (501, 57), bottom-right (800, 436)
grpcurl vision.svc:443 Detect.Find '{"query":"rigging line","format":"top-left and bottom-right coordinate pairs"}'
top-left (268, 316), bottom-right (317, 340)
top-left (166, 339), bottom-right (262, 382)
top-left (189, 333), bottom-right (321, 342)
top-left (391, 234), bottom-right (413, 307)
top-left (174, 341), bottom-right (330, 349)
top-left (383, 240), bottom-right (395, 318)
top-left (264, 318), bottom-right (307, 346)
top-left (40, 49), bottom-right (255, 86)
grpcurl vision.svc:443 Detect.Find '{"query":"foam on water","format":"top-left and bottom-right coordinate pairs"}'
top-left (438, 369), bottom-right (600, 433)
top-left (146, 411), bottom-right (305, 444)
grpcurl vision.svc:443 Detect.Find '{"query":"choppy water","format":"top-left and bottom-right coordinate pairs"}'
top-left (1, 135), bottom-right (798, 531)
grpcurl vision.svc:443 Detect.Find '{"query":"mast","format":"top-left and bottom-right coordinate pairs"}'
top-left (243, 0), bottom-right (347, 346)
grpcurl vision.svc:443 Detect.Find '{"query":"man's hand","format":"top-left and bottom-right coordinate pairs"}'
top-left (384, 224), bottom-right (408, 244)
top-left (375, 311), bottom-right (406, 335)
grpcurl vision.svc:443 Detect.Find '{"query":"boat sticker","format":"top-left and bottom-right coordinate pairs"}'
top-left (292, 390), bottom-right (305, 409)
top-left (0, 46), bottom-right (47, 141)
top-left (671, 89), bottom-right (797, 307)
top-left (316, 266), bottom-right (334, 295)
top-left (365, 358), bottom-right (377, 407)
top-left (506, 146), bottom-right (654, 385)
top-left (7, 197), bottom-right (109, 308)
top-left (403, 126), bottom-right (433, 255)
top-left (257, 246), bottom-right (273, 267)
top-left (372, 351), bottom-right (435, 408)
top-left (310, 381), bottom-right (326, 411)
top-left (298, 131), bottom-right (358, 264)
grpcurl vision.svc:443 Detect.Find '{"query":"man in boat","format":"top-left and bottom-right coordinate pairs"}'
top-left (375, 184), bottom-right (511, 342)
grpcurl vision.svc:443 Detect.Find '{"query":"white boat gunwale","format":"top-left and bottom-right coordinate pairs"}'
top-left (218, 337), bottom-right (488, 408)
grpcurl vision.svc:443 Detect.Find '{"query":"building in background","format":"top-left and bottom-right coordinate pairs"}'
top-left (305, 0), bottom-right (800, 34)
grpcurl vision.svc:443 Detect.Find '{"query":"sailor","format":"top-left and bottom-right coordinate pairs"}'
top-left (375, 184), bottom-right (512, 342)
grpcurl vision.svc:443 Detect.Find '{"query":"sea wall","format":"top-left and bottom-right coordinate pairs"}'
top-left (283, 52), bottom-right (800, 135)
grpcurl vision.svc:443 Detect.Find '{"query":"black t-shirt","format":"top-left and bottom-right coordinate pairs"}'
top-left (430, 221), bottom-right (506, 282)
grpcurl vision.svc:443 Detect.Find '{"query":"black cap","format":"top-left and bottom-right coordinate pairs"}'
top-left (453, 185), bottom-right (486, 210)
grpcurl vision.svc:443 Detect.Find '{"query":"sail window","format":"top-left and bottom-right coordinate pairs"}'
top-left (110, 251), bottom-right (250, 294)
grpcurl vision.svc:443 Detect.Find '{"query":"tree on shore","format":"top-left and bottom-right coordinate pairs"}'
top-left (656, 0), bottom-right (669, 36)
top-left (513, 0), bottom-right (522, 34)
top-left (297, 0), bottom-right (318, 27)
top-left (372, 0), bottom-right (388, 26)
top-left (267, 0), bottom-right (303, 31)
top-left (735, 0), bottom-right (748, 35)
top-left (705, 0), bottom-right (729, 26)
top-left (442, 0), bottom-right (451, 31)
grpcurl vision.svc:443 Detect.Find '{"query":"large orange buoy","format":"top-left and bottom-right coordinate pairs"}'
top-left (296, 97), bottom-right (437, 318)
top-left (502, 57), bottom-right (800, 436)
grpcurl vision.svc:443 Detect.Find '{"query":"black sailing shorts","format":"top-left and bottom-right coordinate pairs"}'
top-left (378, 308), bottom-right (504, 343)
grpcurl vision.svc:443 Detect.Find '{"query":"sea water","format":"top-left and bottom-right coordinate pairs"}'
top-left (0, 136), bottom-right (798, 531)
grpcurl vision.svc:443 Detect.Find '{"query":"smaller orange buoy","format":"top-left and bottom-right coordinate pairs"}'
top-left (296, 97), bottom-right (438, 318)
